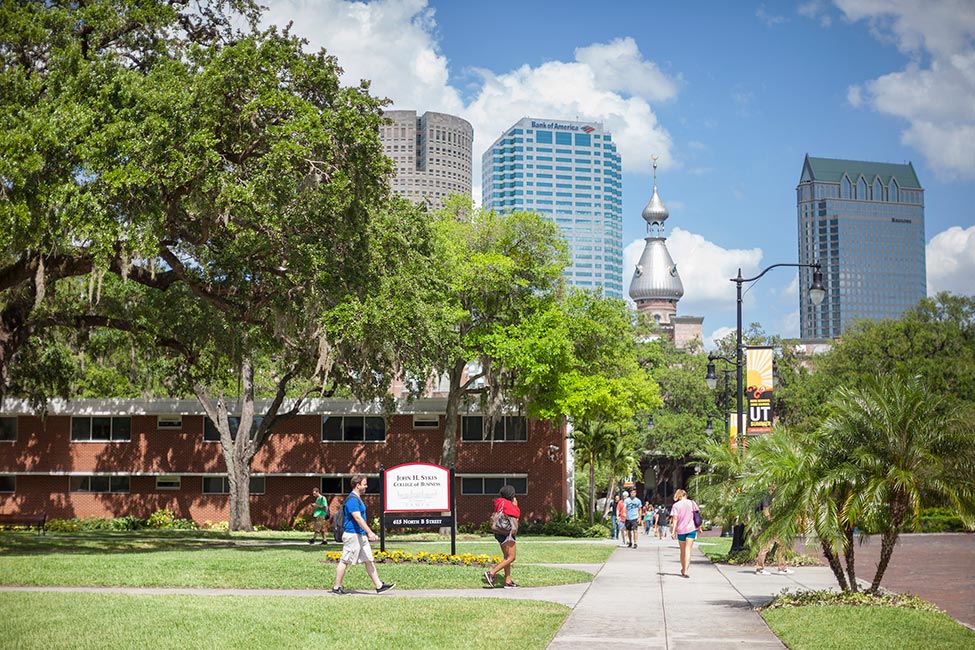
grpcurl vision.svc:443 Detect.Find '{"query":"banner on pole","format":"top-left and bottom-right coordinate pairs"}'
top-left (745, 346), bottom-right (775, 434)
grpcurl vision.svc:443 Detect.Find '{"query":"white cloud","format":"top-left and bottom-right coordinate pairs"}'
top-left (757, 5), bottom-right (788, 27)
top-left (780, 276), bottom-right (800, 301)
top-left (926, 225), bottom-right (975, 295)
top-left (263, 1), bottom-right (678, 192)
top-left (262, 0), bottom-right (464, 114)
top-left (799, 0), bottom-right (833, 26)
top-left (777, 310), bottom-right (801, 338)
top-left (835, 0), bottom-right (975, 178)
top-left (705, 326), bottom-right (736, 350)
top-left (623, 228), bottom-right (765, 310)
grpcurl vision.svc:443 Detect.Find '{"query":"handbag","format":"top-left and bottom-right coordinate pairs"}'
top-left (490, 501), bottom-right (515, 535)
top-left (692, 503), bottom-right (703, 529)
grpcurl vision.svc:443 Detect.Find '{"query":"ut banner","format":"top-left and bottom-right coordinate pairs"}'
top-left (745, 346), bottom-right (774, 434)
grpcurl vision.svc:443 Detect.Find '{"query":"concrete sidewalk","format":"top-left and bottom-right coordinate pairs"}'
top-left (547, 536), bottom-right (842, 650)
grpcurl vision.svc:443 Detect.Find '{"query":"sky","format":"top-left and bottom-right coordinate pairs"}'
top-left (261, 0), bottom-right (975, 346)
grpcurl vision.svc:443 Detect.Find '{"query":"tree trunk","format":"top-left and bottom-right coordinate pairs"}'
top-left (226, 453), bottom-right (254, 531)
top-left (821, 539), bottom-right (850, 591)
top-left (870, 498), bottom-right (906, 594)
top-left (843, 526), bottom-right (858, 592)
top-left (588, 458), bottom-right (596, 526)
top-left (440, 357), bottom-right (466, 468)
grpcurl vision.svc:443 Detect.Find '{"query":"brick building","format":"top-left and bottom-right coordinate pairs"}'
top-left (0, 399), bottom-right (568, 528)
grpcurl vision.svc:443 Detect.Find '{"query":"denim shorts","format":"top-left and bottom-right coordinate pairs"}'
top-left (676, 530), bottom-right (697, 542)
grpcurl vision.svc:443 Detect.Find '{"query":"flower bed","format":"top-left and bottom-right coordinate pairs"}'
top-left (321, 549), bottom-right (501, 566)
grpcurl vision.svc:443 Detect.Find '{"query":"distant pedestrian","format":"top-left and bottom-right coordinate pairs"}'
top-left (484, 485), bottom-right (521, 588)
top-left (309, 487), bottom-right (330, 545)
top-left (610, 493), bottom-right (622, 540)
top-left (656, 504), bottom-right (670, 539)
top-left (616, 494), bottom-right (627, 547)
top-left (624, 488), bottom-right (642, 548)
top-left (644, 504), bottom-right (653, 535)
top-left (331, 474), bottom-right (395, 595)
top-left (670, 489), bottom-right (701, 578)
top-left (755, 491), bottom-right (793, 575)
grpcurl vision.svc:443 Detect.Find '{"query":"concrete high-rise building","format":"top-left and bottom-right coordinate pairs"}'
top-left (380, 110), bottom-right (473, 207)
top-left (797, 154), bottom-right (926, 339)
top-left (481, 117), bottom-right (624, 298)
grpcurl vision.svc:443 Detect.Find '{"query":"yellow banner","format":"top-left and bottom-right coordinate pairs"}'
top-left (746, 347), bottom-right (775, 433)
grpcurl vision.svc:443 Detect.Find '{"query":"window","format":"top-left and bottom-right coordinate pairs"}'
top-left (69, 476), bottom-right (130, 493)
top-left (461, 476), bottom-right (527, 495)
top-left (534, 130), bottom-right (552, 144)
top-left (574, 133), bottom-right (591, 146)
top-left (0, 417), bottom-right (16, 442)
top-left (203, 416), bottom-right (262, 442)
top-left (320, 476), bottom-right (379, 494)
top-left (555, 132), bottom-right (572, 145)
top-left (321, 416), bottom-right (386, 442)
top-left (0, 476), bottom-right (14, 493)
top-left (202, 476), bottom-right (265, 495)
top-left (155, 476), bottom-right (181, 490)
top-left (841, 176), bottom-right (851, 199)
top-left (461, 416), bottom-right (528, 441)
top-left (157, 415), bottom-right (182, 430)
top-left (889, 179), bottom-right (899, 202)
top-left (412, 415), bottom-right (440, 429)
top-left (71, 417), bottom-right (131, 442)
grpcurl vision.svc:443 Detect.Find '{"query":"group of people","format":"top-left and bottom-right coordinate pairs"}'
top-left (611, 488), bottom-right (701, 577)
top-left (316, 478), bottom-right (791, 593)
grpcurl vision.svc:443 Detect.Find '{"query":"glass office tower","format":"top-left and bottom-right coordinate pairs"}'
top-left (797, 154), bottom-right (926, 339)
top-left (481, 117), bottom-right (624, 298)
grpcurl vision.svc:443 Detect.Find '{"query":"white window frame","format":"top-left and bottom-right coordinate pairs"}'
top-left (412, 414), bottom-right (440, 429)
top-left (69, 475), bottom-right (130, 493)
top-left (70, 416), bottom-right (132, 442)
top-left (460, 475), bottom-right (528, 496)
top-left (156, 415), bottom-right (183, 430)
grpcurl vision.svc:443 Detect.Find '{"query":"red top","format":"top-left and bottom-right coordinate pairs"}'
top-left (493, 497), bottom-right (521, 518)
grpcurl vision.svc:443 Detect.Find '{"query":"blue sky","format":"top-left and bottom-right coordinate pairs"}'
top-left (263, 0), bottom-right (975, 345)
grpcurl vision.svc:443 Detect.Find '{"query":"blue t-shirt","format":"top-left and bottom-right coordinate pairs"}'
top-left (624, 497), bottom-right (642, 521)
top-left (343, 493), bottom-right (367, 534)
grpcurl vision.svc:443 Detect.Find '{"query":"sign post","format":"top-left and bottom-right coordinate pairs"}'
top-left (380, 462), bottom-right (455, 555)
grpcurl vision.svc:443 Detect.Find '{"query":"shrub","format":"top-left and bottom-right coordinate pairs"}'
top-left (41, 518), bottom-right (81, 533)
top-left (763, 589), bottom-right (943, 613)
top-left (111, 516), bottom-right (146, 531)
top-left (289, 515), bottom-right (313, 532)
top-left (519, 511), bottom-right (603, 538)
top-left (146, 509), bottom-right (175, 529)
top-left (917, 507), bottom-right (967, 532)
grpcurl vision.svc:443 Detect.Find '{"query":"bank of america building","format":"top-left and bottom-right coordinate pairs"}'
top-left (482, 118), bottom-right (624, 298)
top-left (797, 155), bottom-right (926, 339)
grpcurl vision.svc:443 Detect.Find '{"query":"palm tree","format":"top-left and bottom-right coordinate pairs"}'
top-left (821, 374), bottom-right (975, 593)
top-left (603, 430), bottom-right (641, 517)
top-left (570, 420), bottom-right (615, 525)
top-left (690, 438), bottom-right (751, 539)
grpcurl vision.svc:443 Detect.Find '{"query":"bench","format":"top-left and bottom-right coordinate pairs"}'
top-left (0, 512), bottom-right (46, 534)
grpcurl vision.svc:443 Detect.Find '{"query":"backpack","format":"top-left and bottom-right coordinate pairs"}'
top-left (332, 493), bottom-right (363, 543)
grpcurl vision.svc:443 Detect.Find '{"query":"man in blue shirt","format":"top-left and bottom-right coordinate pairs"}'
top-left (331, 474), bottom-right (395, 595)
top-left (623, 488), bottom-right (642, 548)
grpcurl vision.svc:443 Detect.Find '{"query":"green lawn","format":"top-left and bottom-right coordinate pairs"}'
top-left (763, 605), bottom-right (975, 650)
top-left (0, 592), bottom-right (568, 650)
top-left (695, 535), bottom-right (732, 562)
top-left (0, 532), bottom-right (602, 590)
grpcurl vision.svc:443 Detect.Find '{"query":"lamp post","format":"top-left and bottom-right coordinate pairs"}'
top-left (727, 262), bottom-right (825, 553)
top-left (706, 354), bottom-right (734, 440)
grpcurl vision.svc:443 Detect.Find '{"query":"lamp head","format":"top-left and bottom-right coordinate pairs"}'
top-left (705, 360), bottom-right (717, 390)
top-left (809, 267), bottom-right (826, 306)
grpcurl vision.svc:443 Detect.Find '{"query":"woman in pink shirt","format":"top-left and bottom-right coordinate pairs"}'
top-left (669, 488), bottom-right (701, 578)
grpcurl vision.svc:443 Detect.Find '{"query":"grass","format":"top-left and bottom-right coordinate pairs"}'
top-left (763, 605), bottom-right (975, 650)
top-left (695, 535), bottom-right (733, 562)
top-left (0, 592), bottom-right (569, 650)
top-left (0, 532), bottom-right (602, 590)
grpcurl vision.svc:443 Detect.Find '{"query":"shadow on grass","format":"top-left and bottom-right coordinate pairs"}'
top-left (0, 531), bottom-right (332, 557)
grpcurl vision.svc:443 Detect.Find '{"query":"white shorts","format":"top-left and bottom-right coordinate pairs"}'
top-left (340, 533), bottom-right (374, 565)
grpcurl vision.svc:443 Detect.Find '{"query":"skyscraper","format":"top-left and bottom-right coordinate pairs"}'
top-left (481, 117), bottom-right (624, 298)
top-left (380, 110), bottom-right (473, 207)
top-left (797, 154), bottom-right (926, 339)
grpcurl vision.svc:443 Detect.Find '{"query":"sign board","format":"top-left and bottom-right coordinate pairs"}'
top-left (383, 462), bottom-right (451, 513)
top-left (384, 515), bottom-right (453, 528)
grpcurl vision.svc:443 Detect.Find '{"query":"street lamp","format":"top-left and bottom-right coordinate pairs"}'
top-left (727, 261), bottom-right (825, 553)
top-left (704, 414), bottom-right (727, 437)
top-left (706, 354), bottom-right (735, 436)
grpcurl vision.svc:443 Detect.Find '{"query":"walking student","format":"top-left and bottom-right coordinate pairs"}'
top-left (670, 489), bottom-right (701, 578)
top-left (331, 474), bottom-right (395, 595)
top-left (309, 487), bottom-right (330, 545)
top-left (484, 485), bottom-right (521, 588)
top-left (624, 488), bottom-right (642, 548)
top-left (616, 493), bottom-right (628, 547)
top-left (656, 503), bottom-right (671, 539)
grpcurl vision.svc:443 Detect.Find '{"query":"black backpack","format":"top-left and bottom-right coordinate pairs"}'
top-left (332, 493), bottom-right (363, 543)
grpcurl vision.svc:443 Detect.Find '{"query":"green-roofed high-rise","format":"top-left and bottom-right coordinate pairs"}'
top-left (797, 154), bottom-right (926, 339)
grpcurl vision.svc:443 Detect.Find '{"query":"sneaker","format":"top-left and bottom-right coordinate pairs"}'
top-left (483, 571), bottom-right (494, 588)
top-left (331, 586), bottom-right (352, 595)
top-left (755, 569), bottom-right (771, 575)
top-left (633, 544), bottom-right (638, 549)
top-left (308, 538), bottom-right (316, 544)
top-left (320, 541), bottom-right (327, 545)
top-left (627, 542), bottom-right (632, 548)
top-left (776, 568), bottom-right (795, 574)
top-left (376, 583), bottom-right (395, 594)
top-left (503, 582), bottom-right (520, 588)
